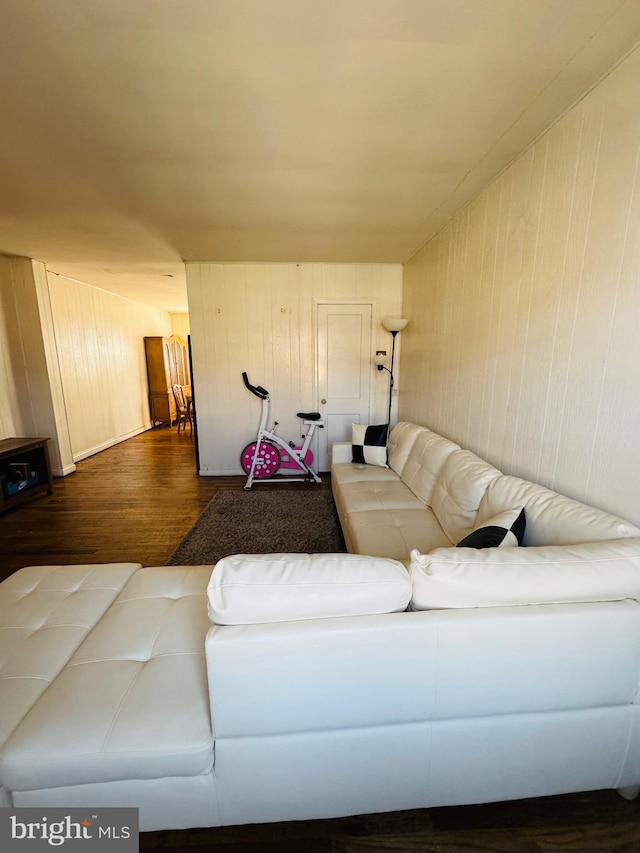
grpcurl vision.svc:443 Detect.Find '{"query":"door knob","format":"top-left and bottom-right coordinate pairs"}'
top-left (321, 399), bottom-right (326, 405)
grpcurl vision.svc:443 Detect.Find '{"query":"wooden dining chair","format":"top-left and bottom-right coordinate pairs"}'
top-left (172, 384), bottom-right (192, 433)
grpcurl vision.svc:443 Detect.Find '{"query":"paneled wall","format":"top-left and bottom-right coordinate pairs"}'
top-left (0, 256), bottom-right (26, 440)
top-left (186, 263), bottom-right (402, 475)
top-left (402, 45), bottom-right (640, 523)
top-left (47, 275), bottom-right (171, 461)
top-left (0, 256), bottom-right (74, 474)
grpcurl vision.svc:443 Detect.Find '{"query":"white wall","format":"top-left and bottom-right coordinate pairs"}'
top-left (186, 262), bottom-right (402, 474)
top-left (170, 313), bottom-right (190, 340)
top-left (401, 44), bottom-right (640, 524)
top-left (47, 275), bottom-right (171, 461)
top-left (0, 256), bottom-right (74, 474)
top-left (0, 256), bottom-right (27, 440)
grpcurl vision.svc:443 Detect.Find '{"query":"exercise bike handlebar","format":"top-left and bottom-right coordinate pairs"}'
top-left (242, 372), bottom-right (269, 400)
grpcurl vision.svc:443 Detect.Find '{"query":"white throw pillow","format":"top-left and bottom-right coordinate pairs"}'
top-left (208, 553), bottom-right (411, 624)
top-left (410, 538), bottom-right (640, 609)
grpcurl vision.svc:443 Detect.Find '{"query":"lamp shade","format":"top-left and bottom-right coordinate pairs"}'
top-left (382, 317), bottom-right (408, 333)
top-left (373, 353), bottom-right (386, 367)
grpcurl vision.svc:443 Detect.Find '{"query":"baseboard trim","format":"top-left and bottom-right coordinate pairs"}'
top-left (52, 462), bottom-right (77, 477)
top-left (73, 425), bottom-right (150, 464)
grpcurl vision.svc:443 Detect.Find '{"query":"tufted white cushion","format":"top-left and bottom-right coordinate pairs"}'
top-left (430, 450), bottom-right (502, 543)
top-left (339, 509), bottom-right (451, 564)
top-left (331, 461), bottom-right (399, 487)
top-left (386, 422), bottom-right (430, 477)
top-left (400, 428), bottom-right (461, 506)
top-left (207, 554), bottom-right (411, 625)
top-left (0, 563), bottom-right (141, 757)
top-left (410, 538), bottom-right (640, 609)
top-left (335, 480), bottom-right (426, 513)
top-left (1, 566), bottom-right (214, 792)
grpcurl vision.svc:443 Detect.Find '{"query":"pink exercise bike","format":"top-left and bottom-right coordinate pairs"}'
top-left (240, 372), bottom-right (324, 490)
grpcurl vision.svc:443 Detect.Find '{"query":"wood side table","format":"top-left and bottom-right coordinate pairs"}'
top-left (0, 437), bottom-right (53, 514)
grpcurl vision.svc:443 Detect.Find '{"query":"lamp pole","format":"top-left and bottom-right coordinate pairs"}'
top-left (376, 318), bottom-right (408, 426)
top-left (386, 329), bottom-right (399, 426)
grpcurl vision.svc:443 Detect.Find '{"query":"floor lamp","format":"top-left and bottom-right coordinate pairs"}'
top-left (375, 317), bottom-right (408, 425)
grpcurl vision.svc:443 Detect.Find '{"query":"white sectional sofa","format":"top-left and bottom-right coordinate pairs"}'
top-left (3, 420), bottom-right (640, 831)
top-left (331, 421), bottom-right (640, 564)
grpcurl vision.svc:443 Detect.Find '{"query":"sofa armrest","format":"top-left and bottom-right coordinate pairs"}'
top-left (331, 441), bottom-right (352, 465)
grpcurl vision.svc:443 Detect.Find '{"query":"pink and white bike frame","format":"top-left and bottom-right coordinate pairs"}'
top-left (241, 373), bottom-right (324, 490)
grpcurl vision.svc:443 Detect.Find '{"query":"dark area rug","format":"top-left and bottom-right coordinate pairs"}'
top-left (167, 488), bottom-right (346, 565)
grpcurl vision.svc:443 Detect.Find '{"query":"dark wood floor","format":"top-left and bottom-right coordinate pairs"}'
top-left (1, 425), bottom-right (332, 580)
top-left (141, 793), bottom-right (640, 852)
top-left (3, 427), bottom-right (640, 850)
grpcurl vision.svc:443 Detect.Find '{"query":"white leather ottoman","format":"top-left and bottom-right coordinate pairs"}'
top-left (0, 565), bottom-right (218, 830)
top-left (0, 563), bottom-right (142, 806)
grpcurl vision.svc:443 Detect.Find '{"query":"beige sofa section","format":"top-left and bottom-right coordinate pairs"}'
top-left (331, 422), bottom-right (640, 564)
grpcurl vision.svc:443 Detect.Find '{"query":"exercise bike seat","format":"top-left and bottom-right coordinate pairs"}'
top-left (297, 411), bottom-right (322, 421)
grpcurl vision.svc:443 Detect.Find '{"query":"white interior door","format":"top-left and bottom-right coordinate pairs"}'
top-left (316, 303), bottom-right (372, 471)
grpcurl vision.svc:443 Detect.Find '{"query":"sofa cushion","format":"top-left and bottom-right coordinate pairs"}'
top-left (335, 480), bottom-right (427, 514)
top-left (1, 566), bottom-right (214, 792)
top-left (331, 461), bottom-right (399, 487)
top-left (387, 422), bottom-right (429, 477)
top-left (0, 563), bottom-right (141, 761)
top-left (400, 429), bottom-right (461, 506)
top-left (341, 508), bottom-right (451, 564)
top-left (352, 423), bottom-right (389, 467)
top-left (478, 474), bottom-right (640, 546)
top-left (207, 554), bottom-right (411, 625)
top-left (410, 538), bottom-right (640, 609)
top-left (430, 450), bottom-right (502, 544)
top-left (457, 507), bottom-right (526, 548)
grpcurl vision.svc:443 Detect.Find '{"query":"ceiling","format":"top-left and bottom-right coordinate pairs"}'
top-left (2, 1), bottom-right (640, 313)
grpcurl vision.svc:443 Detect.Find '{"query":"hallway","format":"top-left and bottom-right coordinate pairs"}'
top-left (0, 428), bottom-right (232, 580)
